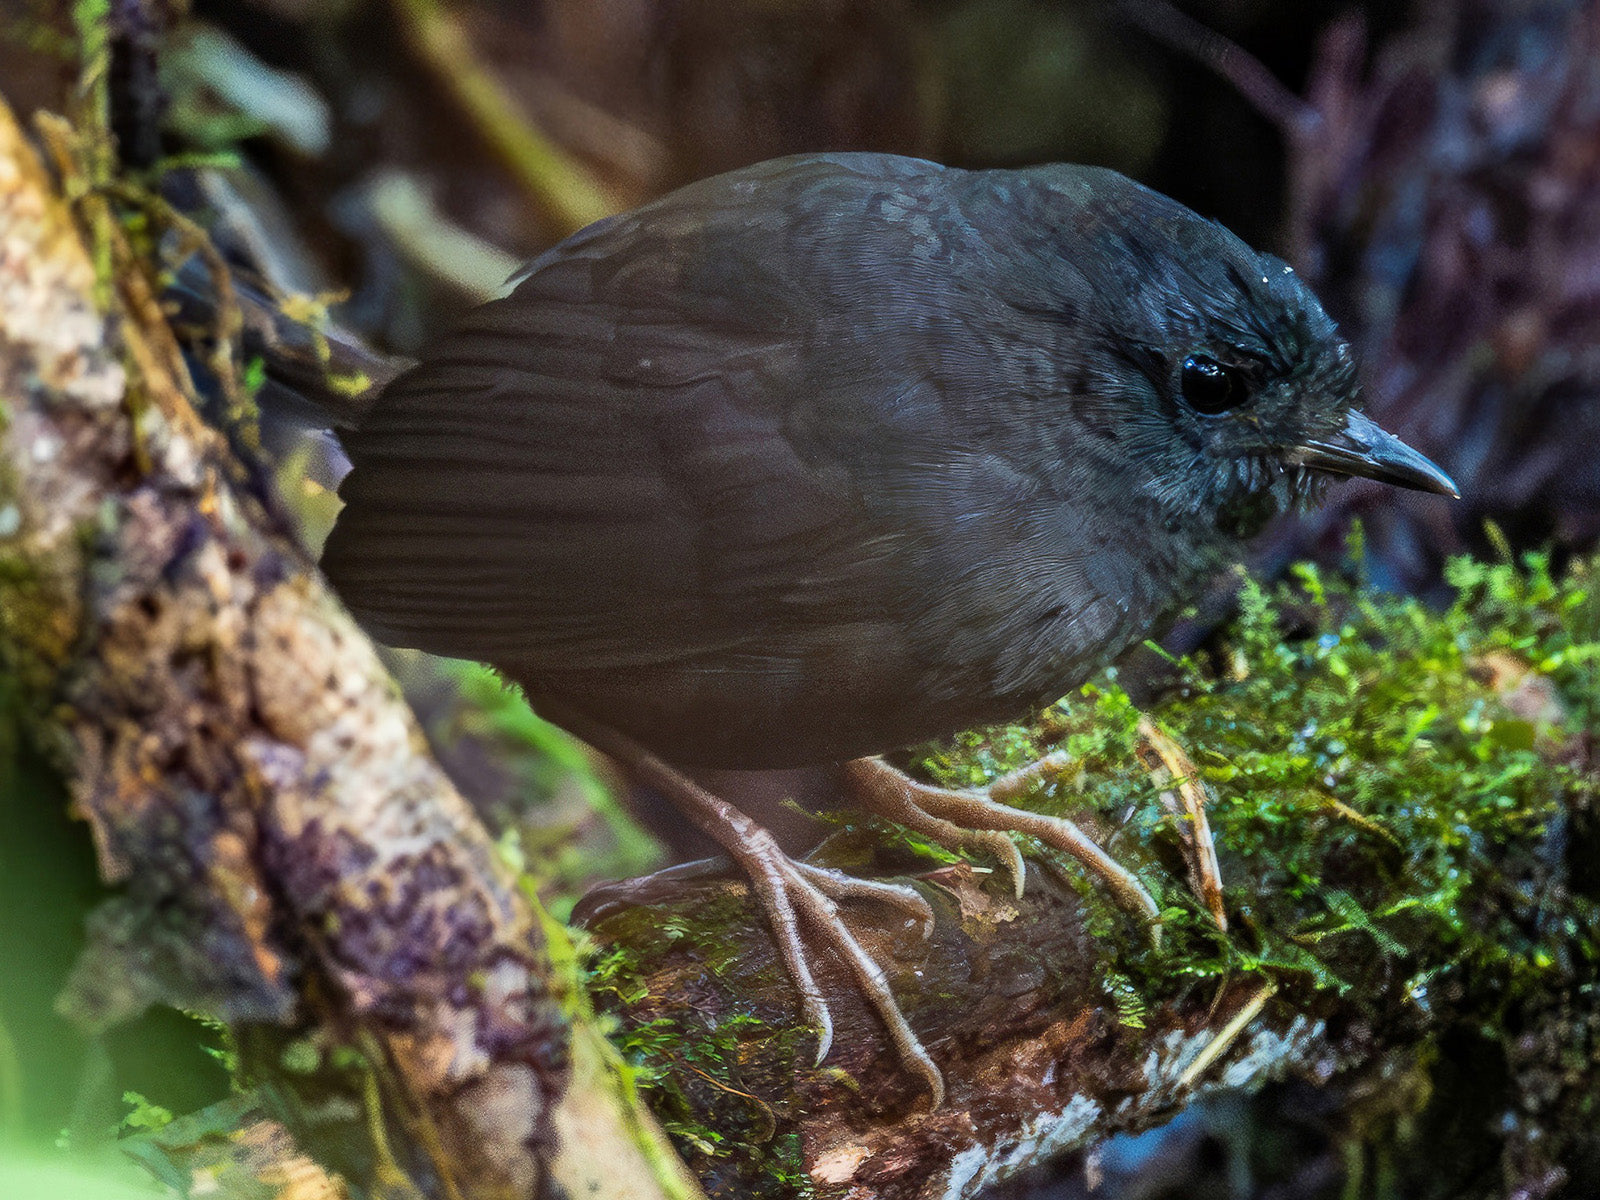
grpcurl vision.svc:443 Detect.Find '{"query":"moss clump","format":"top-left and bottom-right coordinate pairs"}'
top-left (587, 890), bottom-right (817, 1197)
top-left (1025, 553), bottom-right (1597, 1021)
top-left (919, 550), bottom-right (1598, 1192)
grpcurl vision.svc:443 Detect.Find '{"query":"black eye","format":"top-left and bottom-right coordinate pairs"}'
top-left (1180, 355), bottom-right (1250, 415)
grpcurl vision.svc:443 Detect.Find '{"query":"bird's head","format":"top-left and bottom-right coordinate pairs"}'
top-left (1001, 166), bottom-right (1457, 539)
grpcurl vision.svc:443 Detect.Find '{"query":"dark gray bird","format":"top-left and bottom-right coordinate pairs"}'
top-left (322, 153), bottom-right (1455, 1105)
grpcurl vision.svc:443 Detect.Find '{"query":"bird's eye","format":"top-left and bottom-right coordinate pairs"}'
top-left (1180, 355), bottom-right (1250, 415)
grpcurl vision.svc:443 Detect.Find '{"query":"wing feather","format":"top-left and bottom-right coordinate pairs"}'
top-left (322, 157), bottom-right (920, 675)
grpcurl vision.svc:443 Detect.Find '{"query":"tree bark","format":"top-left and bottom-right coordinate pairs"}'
top-left (0, 92), bottom-right (699, 1200)
top-left (578, 848), bottom-right (1344, 1199)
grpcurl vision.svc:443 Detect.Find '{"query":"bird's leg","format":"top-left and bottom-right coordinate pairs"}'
top-left (841, 753), bottom-right (1164, 943)
top-left (549, 707), bottom-right (944, 1105)
top-left (625, 760), bottom-right (943, 1102)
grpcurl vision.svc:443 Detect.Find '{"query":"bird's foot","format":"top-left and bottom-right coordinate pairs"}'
top-left (572, 849), bottom-right (942, 1101)
top-left (739, 848), bottom-right (943, 1105)
top-left (552, 710), bottom-right (946, 1106)
top-left (841, 751), bottom-right (1166, 944)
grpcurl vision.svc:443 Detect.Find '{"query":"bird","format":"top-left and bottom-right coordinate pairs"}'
top-left (320, 151), bottom-right (1457, 1106)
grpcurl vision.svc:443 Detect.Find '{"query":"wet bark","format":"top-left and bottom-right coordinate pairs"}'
top-left (578, 854), bottom-right (1352, 1200)
top-left (0, 92), bottom-right (698, 1200)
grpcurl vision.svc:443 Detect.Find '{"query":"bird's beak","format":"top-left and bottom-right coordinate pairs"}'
top-left (1283, 410), bottom-right (1459, 497)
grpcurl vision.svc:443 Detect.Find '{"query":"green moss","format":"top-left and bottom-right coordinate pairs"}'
top-left (587, 890), bottom-right (816, 1197)
top-left (1143, 555), bottom-right (1590, 1016)
top-left (885, 553), bottom-right (1598, 1018)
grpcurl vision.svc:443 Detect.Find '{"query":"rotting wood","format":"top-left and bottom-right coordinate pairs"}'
top-left (579, 855), bottom-right (1343, 1200)
top-left (0, 91), bottom-right (700, 1200)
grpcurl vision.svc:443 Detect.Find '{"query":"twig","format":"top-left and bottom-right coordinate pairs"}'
top-left (1136, 715), bottom-right (1227, 931)
top-left (1176, 980), bottom-right (1278, 1089)
top-left (363, 170), bottom-right (522, 301)
top-left (1117, 0), bottom-right (1320, 140)
top-left (105, 180), bottom-right (250, 429)
top-left (390, 0), bottom-right (615, 235)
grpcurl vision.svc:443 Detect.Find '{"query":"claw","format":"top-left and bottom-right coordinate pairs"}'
top-left (778, 863), bottom-right (945, 1107)
top-left (966, 829), bottom-right (1027, 899)
top-left (810, 1003), bottom-right (835, 1065)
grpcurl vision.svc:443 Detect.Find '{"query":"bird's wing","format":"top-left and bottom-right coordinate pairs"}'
top-left (322, 155), bottom-right (937, 676)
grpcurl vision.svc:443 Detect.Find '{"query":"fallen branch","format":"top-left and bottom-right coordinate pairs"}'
top-left (580, 564), bottom-right (1598, 1197)
top-left (0, 91), bottom-right (698, 1200)
top-left (581, 858), bottom-right (1339, 1200)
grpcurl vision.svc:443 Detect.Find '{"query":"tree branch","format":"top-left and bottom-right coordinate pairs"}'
top-left (0, 90), bottom-right (699, 1200)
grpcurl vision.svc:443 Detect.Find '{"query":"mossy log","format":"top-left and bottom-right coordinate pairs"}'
top-left (583, 566), bottom-right (1600, 1198)
top-left (582, 858), bottom-right (1327, 1200)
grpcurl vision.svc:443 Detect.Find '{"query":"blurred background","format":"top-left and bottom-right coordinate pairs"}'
top-left (1, 1), bottom-right (1597, 1196)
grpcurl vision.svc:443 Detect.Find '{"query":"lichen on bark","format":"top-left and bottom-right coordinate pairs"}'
top-left (0, 90), bottom-right (700, 1200)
